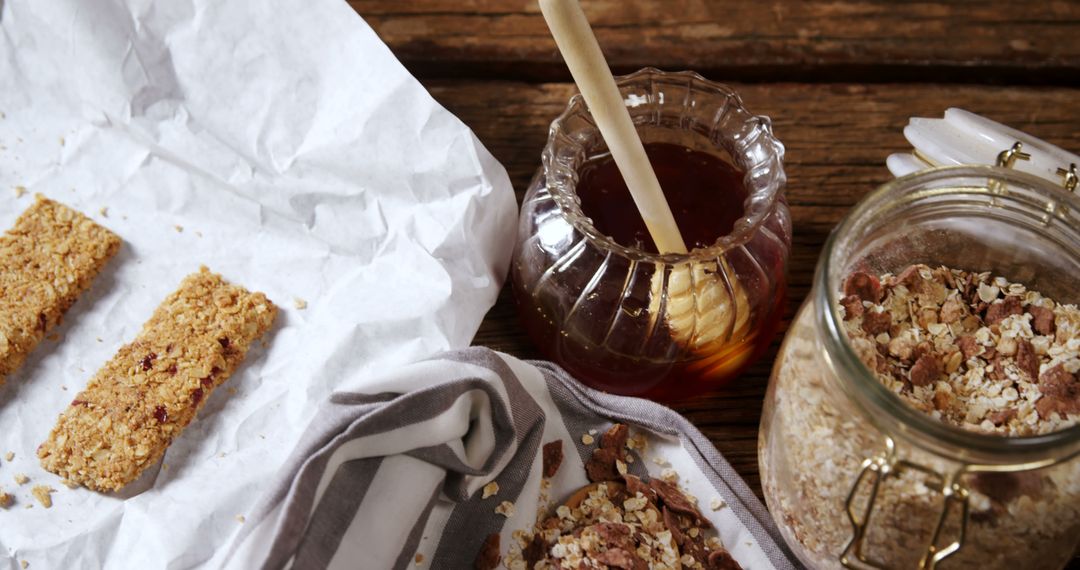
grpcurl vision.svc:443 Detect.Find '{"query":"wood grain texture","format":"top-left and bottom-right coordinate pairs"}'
top-left (435, 80), bottom-right (1080, 498)
top-left (353, 1), bottom-right (1080, 84)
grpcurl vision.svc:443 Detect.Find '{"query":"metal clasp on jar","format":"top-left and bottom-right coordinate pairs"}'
top-left (839, 437), bottom-right (970, 570)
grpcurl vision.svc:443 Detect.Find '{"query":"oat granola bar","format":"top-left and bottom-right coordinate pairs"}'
top-left (0, 196), bottom-right (121, 385)
top-left (37, 268), bottom-right (276, 491)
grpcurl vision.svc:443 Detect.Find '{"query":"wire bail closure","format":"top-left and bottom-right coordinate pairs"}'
top-left (993, 141), bottom-right (1077, 194)
top-left (840, 437), bottom-right (970, 570)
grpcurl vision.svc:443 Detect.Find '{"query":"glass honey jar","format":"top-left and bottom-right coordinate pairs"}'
top-left (511, 68), bottom-right (791, 401)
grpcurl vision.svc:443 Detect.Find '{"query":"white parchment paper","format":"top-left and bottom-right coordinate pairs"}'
top-left (0, 0), bottom-right (517, 567)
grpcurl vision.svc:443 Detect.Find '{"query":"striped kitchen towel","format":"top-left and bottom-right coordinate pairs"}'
top-left (222, 347), bottom-right (798, 570)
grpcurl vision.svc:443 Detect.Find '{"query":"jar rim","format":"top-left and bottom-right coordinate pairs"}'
top-left (542, 67), bottom-right (787, 265)
top-left (816, 164), bottom-right (1080, 465)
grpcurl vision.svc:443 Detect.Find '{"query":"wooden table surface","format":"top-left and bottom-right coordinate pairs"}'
top-left (352, 1), bottom-right (1080, 565)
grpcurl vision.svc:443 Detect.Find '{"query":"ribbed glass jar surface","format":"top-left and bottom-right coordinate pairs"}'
top-left (511, 68), bottom-right (791, 402)
top-left (759, 166), bottom-right (1080, 569)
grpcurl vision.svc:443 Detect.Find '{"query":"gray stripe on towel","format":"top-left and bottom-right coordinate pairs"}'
top-left (253, 379), bottom-right (516, 569)
top-left (430, 348), bottom-right (546, 570)
top-left (292, 457), bottom-right (385, 570)
top-left (391, 485), bottom-right (442, 570)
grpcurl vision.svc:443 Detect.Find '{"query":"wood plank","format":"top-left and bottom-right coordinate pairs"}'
top-left (441, 80), bottom-right (1080, 500)
top-left (352, 1), bottom-right (1080, 84)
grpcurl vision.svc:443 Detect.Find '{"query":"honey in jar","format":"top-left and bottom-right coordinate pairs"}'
top-left (511, 69), bottom-right (791, 402)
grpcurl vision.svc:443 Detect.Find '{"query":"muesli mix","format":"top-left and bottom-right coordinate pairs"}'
top-left (761, 263), bottom-right (1080, 569)
top-left (840, 264), bottom-right (1079, 435)
top-left (478, 424), bottom-right (742, 570)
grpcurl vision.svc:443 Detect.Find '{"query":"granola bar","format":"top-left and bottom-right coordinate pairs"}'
top-left (0, 196), bottom-right (121, 385)
top-left (37, 268), bottom-right (276, 491)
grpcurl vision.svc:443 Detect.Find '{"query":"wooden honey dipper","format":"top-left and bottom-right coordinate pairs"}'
top-left (539, 0), bottom-right (752, 381)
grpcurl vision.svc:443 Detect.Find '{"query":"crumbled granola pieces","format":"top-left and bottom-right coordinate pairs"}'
top-left (31, 485), bottom-right (53, 508)
top-left (0, 196), bottom-right (121, 385)
top-left (5, 451), bottom-right (14, 462)
top-left (585, 424), bottom-right (632, 483)
top-left (0, 488), bottom-right (12, 508)
top-left (482, 481), bottom-right (499, 499)
top-left (505, 424), bottom-right (741, 570)
top-left (840, 264), bottom-right (1080, 435)
top-left (37, 267), bottom-right (277, 491)
top-left (13, 473), bottom-right (28, 485)
top-left (542, 440), bottom-right (563, 478)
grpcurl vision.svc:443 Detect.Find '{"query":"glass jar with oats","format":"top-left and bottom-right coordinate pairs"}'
top-left (759, 166), bottom-right (1080, 569)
